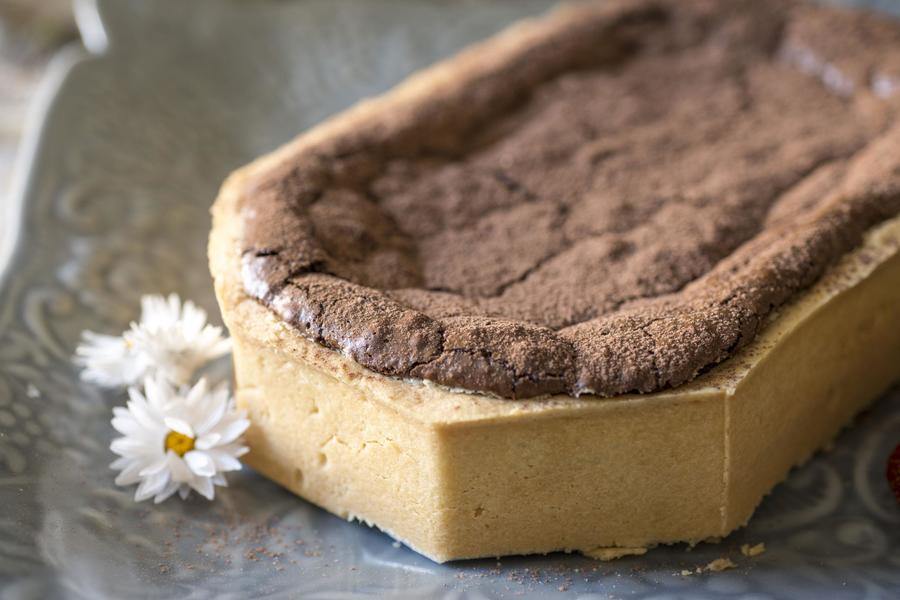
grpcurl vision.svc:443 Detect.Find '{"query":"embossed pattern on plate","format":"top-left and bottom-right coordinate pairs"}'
top-left (0, 0), bottom-right (898, 598)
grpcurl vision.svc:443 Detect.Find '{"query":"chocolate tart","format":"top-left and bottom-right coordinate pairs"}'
top-left (210, 0), bottom-right (900, 562)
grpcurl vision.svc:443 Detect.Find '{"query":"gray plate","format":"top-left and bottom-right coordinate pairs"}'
top-left (1, 0), bottom-right (899, 598)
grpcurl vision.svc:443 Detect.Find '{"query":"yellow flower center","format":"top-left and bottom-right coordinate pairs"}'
top-left (164, 430), bottom-right (195, 456)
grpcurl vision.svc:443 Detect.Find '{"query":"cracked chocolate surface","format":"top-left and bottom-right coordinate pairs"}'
top-left (237, 0), bottom-right (900, 398)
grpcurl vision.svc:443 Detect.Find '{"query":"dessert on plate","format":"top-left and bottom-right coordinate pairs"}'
top-left (210, 0), bottom-right (900, 562)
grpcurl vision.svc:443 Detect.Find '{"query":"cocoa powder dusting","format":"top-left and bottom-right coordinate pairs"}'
top-left (237, 0), bottom-right (900, 398)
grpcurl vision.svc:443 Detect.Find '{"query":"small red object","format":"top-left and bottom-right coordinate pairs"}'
top-left (888, 444), bottom-right (900, 504)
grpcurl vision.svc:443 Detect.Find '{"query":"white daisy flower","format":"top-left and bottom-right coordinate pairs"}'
top-left (110, 376), bottom-right (250, 503)
top-left (75, 293), bottom-right (231, 387)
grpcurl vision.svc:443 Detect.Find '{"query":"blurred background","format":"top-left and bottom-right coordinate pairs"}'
top-left (0, 0), bottom-right (74, 197)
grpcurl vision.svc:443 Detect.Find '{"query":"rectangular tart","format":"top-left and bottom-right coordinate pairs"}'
top-left (210, 0), bottom-right (900, 561)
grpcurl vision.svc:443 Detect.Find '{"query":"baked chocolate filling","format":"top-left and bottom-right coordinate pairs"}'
top-left (237, 0), bottom-right (900, 398)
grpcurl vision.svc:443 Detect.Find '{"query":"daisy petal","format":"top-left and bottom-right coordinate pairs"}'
top-left (134, 470), bottom-right (169, 502)
top-left (194, 433), bottom-right (221, 450)
top-left (207, 449), bottom-right (242, 472)
top-left (184, 451), bottom-right (216, 478)
top-left (154, 480), bottom-right (180, 504)
top-left (114, 460), bottom-right (147, 486)
top-left (189, 476), bottom-right (215, 501)
top-left (111, 437), bottom-right (153, 458)
top-left (126, 397), bottom-right (161, 433)
top-left (216, 418), bottom-right (251, 446)
top-left (111, 416), bottom-right (144, 438)
top-left (193, 400), bottom-right (227, 438)
top-left (110, 456), bottom-right (132, 470)
top-left (163, 417), bottom-right (194, 438)
top-left (184, 378), bottom-right (209, 406)
top-left (209, 337), bottom-right (232, 359)
top-left (139, 457), bottom-right (169, 477)
top-left (166, 451), bottom-right (195, 483)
